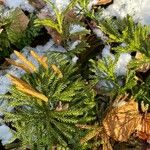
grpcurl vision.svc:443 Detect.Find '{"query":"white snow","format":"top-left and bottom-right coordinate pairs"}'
top-left (70, 24), bottom-right (86, 34)
top-left (87, 0), bottom-right (99, 10)
top-left (97, 47), bottom-right (131, 90)
top-left (93, 28), bottom-right (108, 42)
top-left (102, 0), bottom-right (150, 25)
top-left (72, 56), bottom-right (78, 63)
top-left (115, 53), bottom-right (132, 76)
top-left (0, 100), bottom-right (13, 116)
top-left (0, 125), bottom-right (12, 145)
top-left (102, 46), bottom-right (132, 77)
top-left (96, 80), bottom-right (114, 90)
top-left (102, 45), bottom-right (115, 60)
top-left (55, 0), bottom-right (70, 12)
top-left (4, 0), bottom-right (34, 12)
top-left (69, 40), bottom-right (81, 50)
top-left (139, 0), bottom-right (150, 25)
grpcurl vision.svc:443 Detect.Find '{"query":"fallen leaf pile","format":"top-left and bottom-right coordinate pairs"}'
top-left (78, 95), bottom-right (150, 149)
top-left (103, 95), bottom-right (150, 142)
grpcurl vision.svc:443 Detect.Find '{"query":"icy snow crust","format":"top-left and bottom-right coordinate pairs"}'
top-left (1, 0), bottom-right (150, 146)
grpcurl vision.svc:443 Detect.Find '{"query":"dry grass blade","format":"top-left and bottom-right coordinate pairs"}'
top-left (30, 50), bottom-right (48, 69)
top-left (7, 74), bottom-right (32, 89)
top-left (14, 50), bottom-right (37, 72)
top-left (8, 74), bottom-right (48, 102)
top-left (0, 28), bottom-right (3, 33)
top-left (51, 64), bottom-right (63, 78)
top-left (102, 132), bottom-right (113, 150)
top-left (76, 124), bottom-right (96, 129)
top-left (18, 86), bottom-right (48, 102)
top-left (6, 58), bottom-right (31, 73)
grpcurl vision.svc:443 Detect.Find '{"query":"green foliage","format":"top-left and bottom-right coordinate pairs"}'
top-left (0, 0), bottom-right (150, 148)
top-left (78, 0), bottom-right (103, 21)
top-left (0, 7), bottom-right (41, 57)
top-left (2, 53), bottom-right (95, 149)
top-left (90, 56), bottom-right (137, 96)
top-left (7, 14), bottom-right (41, 50)
top-left (133, 74), bottom-right (150, 104)
top-left (35, 0), bottom-right (90, 56)
top-left (35, 0), bottom-right (79, 34)
top-left (97, 15), bottom-right (150, 106)
top-left (99, 15), bottom-right (150, 55)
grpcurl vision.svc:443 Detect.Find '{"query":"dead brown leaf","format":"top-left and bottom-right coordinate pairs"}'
top-left (136, 113), bottom-right (150, 141)
top-left (103, 99), bottom-right (141, 142)
top-left (46, 28), bottom-right (62, 45)
top-left (102, 132), bottom-right (113, 150)
top-left (10, 9), bottom-right (29, 33)
top-left (0, 0), bottom-right (4, 5)
top-left (28, 0), bottom-right (46, 9)
top-left (103, 95), bottom-right (150, 142)
top-left (78, 95), bottom-right (150, 146)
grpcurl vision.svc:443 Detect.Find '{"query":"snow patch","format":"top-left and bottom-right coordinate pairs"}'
top-left (102, 0), bottom-right (150, 25)
top-left (87, 0), bottom-right (99, 10)
top-left (93, 28), bottom-right (108, 42)
top-left (55, 0), bottom-right (70, 12)
top-left (70, 24), bottom-right (86, 34)
top-left (102, 45), bottom-right (115, 60)
top-left (0, 125), bottom-right (12, 145)
top-left (4, 0), bottom-right (34, 12)
top-left (72, 56), bottom-right (78, 63)
top-left (115, 53), bottom-right (132, 76)
top-left (69, 40), bottom-right (81, 50)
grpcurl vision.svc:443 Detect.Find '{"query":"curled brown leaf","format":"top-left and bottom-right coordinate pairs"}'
top-left (103, 99), bottom-right (141, 142)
